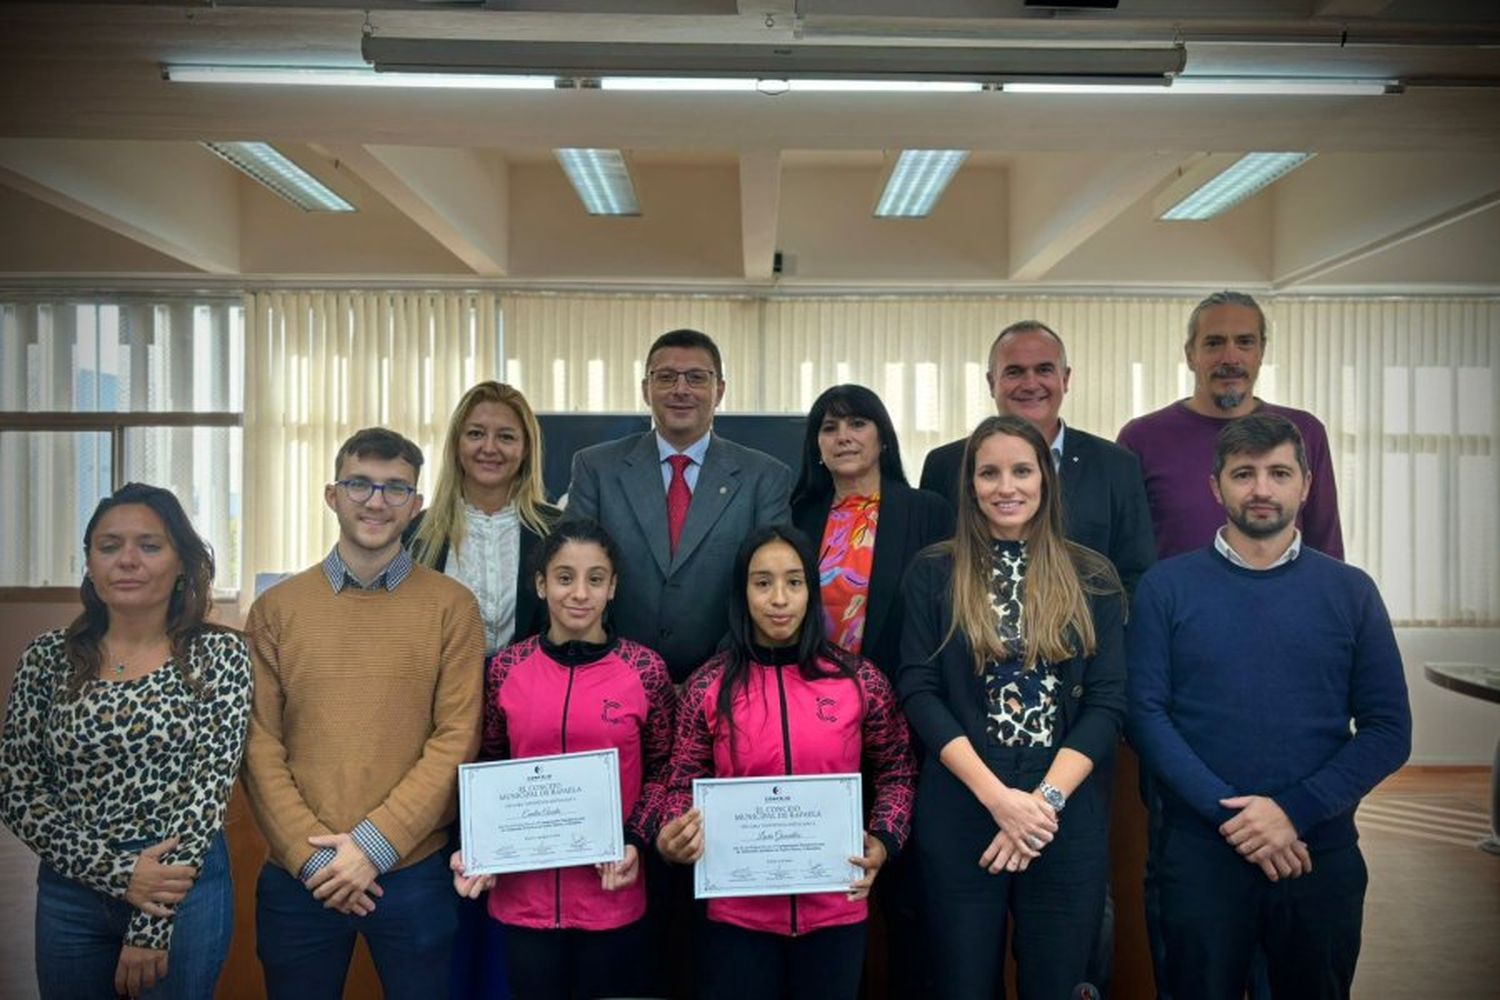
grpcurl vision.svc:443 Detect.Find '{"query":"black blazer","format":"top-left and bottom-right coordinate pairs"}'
top-left (896, 546), bottom-right (1126, 770)
top-left (791, 479), bottom-right (954, 679)
top-left (402, 503), bottom-right (561, 647)
top-left (918, 426), bottom-right (1156, 594)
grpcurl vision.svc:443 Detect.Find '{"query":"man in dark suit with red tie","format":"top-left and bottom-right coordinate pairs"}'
top-left (567, 328), bottom-right (793, 683)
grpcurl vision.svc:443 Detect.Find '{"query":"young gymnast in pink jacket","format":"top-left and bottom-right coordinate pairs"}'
top-left (656, 524), bottom-right (916, 1000)
top-left (451, 518), bottom-right (676, 1000)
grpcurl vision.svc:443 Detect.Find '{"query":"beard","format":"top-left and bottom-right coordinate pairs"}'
top-left (1208, 364), bottom-right (1251, 411)
top-left (1227, 503), bottom-right (1293, 539)
top-left (1212, 389), bottom-right (1248, 411)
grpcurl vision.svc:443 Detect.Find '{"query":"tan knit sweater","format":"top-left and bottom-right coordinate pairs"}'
top-left (242, 563), bottom-right (484, 874)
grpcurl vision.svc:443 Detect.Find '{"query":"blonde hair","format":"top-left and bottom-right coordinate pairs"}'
top-left (410, 382), bottom-right (555, 566)
top-left (944, 415), bottom-right (1119, 673)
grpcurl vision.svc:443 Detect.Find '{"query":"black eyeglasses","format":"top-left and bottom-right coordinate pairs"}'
top-left (647, 368), bottom-right (717, 389)
top-left (334, 478), bottom-right (417, 506)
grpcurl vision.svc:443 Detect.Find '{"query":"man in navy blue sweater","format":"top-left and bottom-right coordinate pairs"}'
top-left (1127, 413), bottom-right (1410, 1000)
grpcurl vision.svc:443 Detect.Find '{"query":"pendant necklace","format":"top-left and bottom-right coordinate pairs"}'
top-left (103, 641), bottom-right (163, 680)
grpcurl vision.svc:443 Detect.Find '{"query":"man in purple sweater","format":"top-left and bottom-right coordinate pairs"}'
top-left (1118, 291), bottom-right (1343, 561)
top-left (1127, 414), bottom-right (1409, 1000)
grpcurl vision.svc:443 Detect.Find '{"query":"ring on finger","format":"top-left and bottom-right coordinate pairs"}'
top-left (1025, 834), bottom-right (1042, 850)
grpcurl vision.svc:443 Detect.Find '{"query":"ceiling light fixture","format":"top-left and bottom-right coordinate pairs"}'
top-left (874, 150), bottom-right (969, 219)
top-left (1159, 152), bottom-right (1315, 221)
top-left (1003, 81), bottom-right (1170, 94)
top-left (599, 77), bottom-right (984, 93)
top-left (790, 79), bottom-right (985, 93)
top-left (599, 77), bottom-right (759, 93)
top-left (201, 141), bottom-right (355, 212)
top-left (1004, 77), bottom-right (1395, 96)
top-left (165, 65), bottom-right (558, 90)
top-left (555, 149), bottom-right (640, 216)
top-left (362, 36), bottom-right (1184, 86)
top-left (1170, 77), bottom-right (1397, 96)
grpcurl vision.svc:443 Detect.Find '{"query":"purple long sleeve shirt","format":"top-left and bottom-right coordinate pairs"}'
top-left (1117, 400), bottom-right (1344, 561)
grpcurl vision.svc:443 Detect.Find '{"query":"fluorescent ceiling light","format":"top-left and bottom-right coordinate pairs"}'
top-left (1171, 77), bottom-right (1396, 96)
top-left (1159, 152), bottom-right (1314, 221)
top-left (599, 76), bottom-right (983, 93)
top-left (363, 36), bottom-right (1183, 84)
top-left (555, 149), bottom-right (640, 216)
top-left (600, 77), bottom-right (759, 92)
top-left (789, 79), bottom-right (983, 93)
top-left (165, 65), bottom-right (557, 90)
top-left (874, 150), bottom-right (969, 219)
top-left (202, 142), bottom-right (354, 213)
top-left (1004, 81), bottom-right (1170, 94)
top-left (1005, 77), bottom-right (1394, 96)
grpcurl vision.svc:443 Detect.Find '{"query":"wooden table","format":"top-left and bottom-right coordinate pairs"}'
top-left (1422, 662), bottom-right (1500, 854)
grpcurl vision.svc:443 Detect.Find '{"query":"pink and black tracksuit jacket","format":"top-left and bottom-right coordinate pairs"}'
top-left (663, 648), bottom-right (916, 937)
top-left (481, 634), bottom-right (676, 931)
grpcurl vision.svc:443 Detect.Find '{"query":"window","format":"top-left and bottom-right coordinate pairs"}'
top-left (0, 299), bottom-right (244, 592)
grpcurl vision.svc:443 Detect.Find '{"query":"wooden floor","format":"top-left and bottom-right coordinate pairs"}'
top-left (2, 767), bottom-right (1496, 999)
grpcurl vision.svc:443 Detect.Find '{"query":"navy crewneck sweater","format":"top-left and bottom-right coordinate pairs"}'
top-left (1126, 545), bottom-right (1411, 851)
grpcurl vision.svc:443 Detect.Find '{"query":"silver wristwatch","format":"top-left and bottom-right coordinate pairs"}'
top-left (1037, 781), bottom-right (1067, 813)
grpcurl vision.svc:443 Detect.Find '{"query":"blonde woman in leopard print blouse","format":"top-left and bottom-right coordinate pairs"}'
top-left (0, 483), bottom-right (252, 1000)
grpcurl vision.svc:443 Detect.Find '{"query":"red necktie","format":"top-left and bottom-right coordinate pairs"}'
top-left (666, 454), bottom-right (693, 555)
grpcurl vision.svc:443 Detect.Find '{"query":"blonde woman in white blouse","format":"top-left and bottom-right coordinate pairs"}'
top-left (408, 381), bottom-right (560, 654)
top-left (0, 483), bottom-right (252, 999)
top-left (404, 381), bottom-right (559, 998)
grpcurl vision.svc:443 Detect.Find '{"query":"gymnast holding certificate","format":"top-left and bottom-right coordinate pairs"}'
top-left (656, 525), bottom-right (916, 1000)
top-left (449, 519), bottom-right (676, 1000)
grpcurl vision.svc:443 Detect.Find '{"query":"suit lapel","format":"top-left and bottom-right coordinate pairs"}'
top-left (1059, 431), bottom-right (1087, 521)
top-left (671, 434), bottom-right (741, 571)
top-left (620, 432), bottom-right (673, 577)
top-left (864, 480), bottom-right (907, 654)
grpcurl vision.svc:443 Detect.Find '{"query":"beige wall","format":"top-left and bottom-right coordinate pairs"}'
top-left (1045, 191), bottom-right (1273, 285)
top-left (509, 161), bottom-right (745, 279)
top-left (4, 141), bottom-right (1499, 289)
top-left (777, 164), bottom-right (1009, 281)
top-left (238, 161), bottom-right (471, 276)
top-left (0, 186), bottom-right (188, 273)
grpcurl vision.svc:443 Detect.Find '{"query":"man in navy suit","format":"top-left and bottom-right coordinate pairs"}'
top-left (567, 328), bottom-right (793, 683)
top-left (919, 320), bottom-right (1155, 593)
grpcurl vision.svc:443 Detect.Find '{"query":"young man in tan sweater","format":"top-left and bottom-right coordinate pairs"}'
top-left (243, 427), bottom-right (483, 1000)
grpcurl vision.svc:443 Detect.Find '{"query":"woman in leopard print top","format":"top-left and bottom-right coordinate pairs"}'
top-left (898, 416), bottom-right (1126, 1000)
top-left (0, 483), bottom-right (252, 999)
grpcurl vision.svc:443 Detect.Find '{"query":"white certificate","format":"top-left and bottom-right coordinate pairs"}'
top-left (693, 773), bottom-right (863, 899)
top-left (459, 748), bottom-right (624, 877)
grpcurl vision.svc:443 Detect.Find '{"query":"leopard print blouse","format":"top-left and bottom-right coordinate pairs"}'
top-left (983, 540), bottom-right (1061, 748)
top-left (0, 627), bottom-right (252, 951)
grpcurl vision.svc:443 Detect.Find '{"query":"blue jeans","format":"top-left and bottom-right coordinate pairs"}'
top-left (255, 848), bottom-right (459, 1000)
top-left (35, 833), bottom-right (233, 1000)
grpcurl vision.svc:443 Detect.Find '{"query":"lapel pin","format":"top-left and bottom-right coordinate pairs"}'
top-left (719, 486), bottom-right (728, 495)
